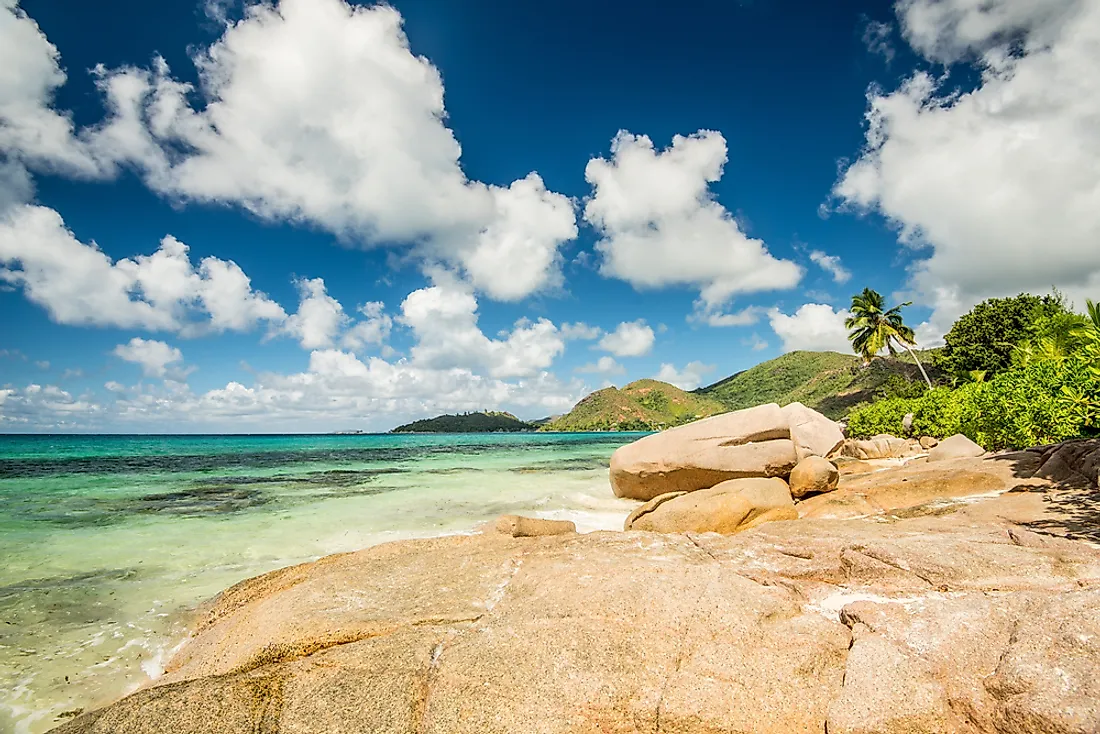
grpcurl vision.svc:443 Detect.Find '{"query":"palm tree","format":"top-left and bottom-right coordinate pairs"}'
top-left (845, 288), bottom-right (933, 388)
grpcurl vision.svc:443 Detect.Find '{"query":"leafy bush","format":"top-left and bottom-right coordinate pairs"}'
top-left (910, 385), bottom-right (977, 439)
top-left (967, 359), bottom-right (1083, 449)
top-left (878, 374), bottom-right (929, 400)
top-left (846, 362), bottom-right (1096, 449)
top-left (846, 397), bottom-right (914, 438)
top-left (847, 386), bottom-right (971, 440)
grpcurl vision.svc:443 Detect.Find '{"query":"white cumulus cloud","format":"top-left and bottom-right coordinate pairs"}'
top-left (808, 250), bottom-right (851, 284)
top-left (654, 361), bottom-right (716, 391)
top-left (98, 352), bottom-right (585, 432)
top-left (0, 205), bottom-right (286, 333)
top-left (560, 322), bottom-right (603, 340)
top-left (693, 305), bottom-right (765, 328)
top-left (112, 337), bottom-right (188, 378)
top-left (0, 0), bottom-right (105, 185)
top-left (597, 320), bottom-right (655, 357)
top-left (584, 130), bottom-right (802, 315)
top-left (0, 383), bottom-right (103, 430)
top-left (400, 277), bottom-right (565, 379)
top-left (10, 0), bottom-right (577, 301)
top-left (342, 301), bottom-right (393, 350)
top-left (768, 304), bottom-right (853, 353)
top-left (575, 356), bottom-right (625, 376)
top-left (282, 278), bottom-right (348, 349)
top-left (835, 0), bottom-right (1100, 337)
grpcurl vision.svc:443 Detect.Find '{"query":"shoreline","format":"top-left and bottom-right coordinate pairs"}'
top-left (0, 433), bottom-right (640, 734)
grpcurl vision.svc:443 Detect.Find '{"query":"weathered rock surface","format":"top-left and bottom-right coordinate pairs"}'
top-left (927, 433), bottom-right (985, 462)
top-left (782, 402), bottom-right (845, 461)
top-left (839, 434), bottom-right (919, 460)
top-left (798, 452), bottom-right (1042, 520)
top-left (789, 456), bottom-right (840, 499)
top-left (56, 478), bottom-right (1100, 734)
top-left (495, 514), bottom-right (576, 537)
top-left (609, 404), bottom-right (795, 500)
top-left (920, 435), bottom-right (939, 450)
top-left (624, 477), bottom-right (797, 534)
top-left (1033, 438), bottom-right (1100, 487)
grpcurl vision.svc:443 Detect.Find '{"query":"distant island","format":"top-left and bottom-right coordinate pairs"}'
top-left (391, 411), bottom-right (538, 433)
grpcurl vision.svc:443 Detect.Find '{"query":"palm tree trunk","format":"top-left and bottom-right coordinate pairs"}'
top-left (903, 344), bottom-right (933, 388)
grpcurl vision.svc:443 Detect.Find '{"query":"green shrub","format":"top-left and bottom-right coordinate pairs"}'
top-left (847, 385), bottom-right (977, 440)
top-left (878, 374), bottom-right (928, 400)
top-left (966, 359), bottom-right (1082, 449)
top-left (848, 361), bottom-right (1096, 448)
top-left (846, 397), bottom-right (915, 438)
top-left (910, 386), bottom-right (974, 439)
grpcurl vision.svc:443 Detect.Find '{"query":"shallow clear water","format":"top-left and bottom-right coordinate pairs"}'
top-left (0, 432), bottom-right (642, 733)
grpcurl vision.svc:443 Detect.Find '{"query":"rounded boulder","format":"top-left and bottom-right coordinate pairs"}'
top-left (624, 477), bottom-right (797, 534)
top-left (927, 434), bottom-right (985, 462)
top-left (788, 456), bottom-right (840, 499)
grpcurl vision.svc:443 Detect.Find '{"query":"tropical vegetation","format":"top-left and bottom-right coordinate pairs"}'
top-left (846, 293), bottom-right (1100, 449)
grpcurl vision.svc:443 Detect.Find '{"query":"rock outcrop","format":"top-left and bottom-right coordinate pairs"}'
top-left (623, 477), bottom-right (797, 534)
top-left (56, 467), bottom-right (1100, 734)
top-left (788, 456), bottom-right (840, 498)
top-left (1032, 438), bottom-right (1100, 487)
top-left (927, 433), bottom-right (985, 462)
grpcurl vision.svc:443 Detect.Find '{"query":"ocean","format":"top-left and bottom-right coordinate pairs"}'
top-left (0, 432), bottom-right (642, 734)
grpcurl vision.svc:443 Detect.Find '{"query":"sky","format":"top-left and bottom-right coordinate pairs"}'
top-left (0, 0), bottom-right (1098, 432)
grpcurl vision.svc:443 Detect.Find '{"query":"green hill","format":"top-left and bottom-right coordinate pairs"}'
top-left (697, 350), bottom-right (941, 420)
top-left (540, 379), bottom-right (727, 432)
top-left (541, 351), bottom-right (943, 432)
top-left (392, 411), bottom-right (535, 433)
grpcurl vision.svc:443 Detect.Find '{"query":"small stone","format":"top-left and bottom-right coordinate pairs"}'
top-left (494, 515), bottom-right (576, 537)
top-left (927, 434), bottom-right (984, 462)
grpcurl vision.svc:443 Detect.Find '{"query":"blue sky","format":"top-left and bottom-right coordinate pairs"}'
top-left (1, 0), bottom-right (1097, 431)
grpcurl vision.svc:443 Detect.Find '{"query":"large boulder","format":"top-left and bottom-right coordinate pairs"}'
top-left (782, 402), bottom-right (845, 461)
top-left (839, 434), bottom-right (919, 460)
top-left (789, 456), bottom-right (840, 499)
top-left (609, 404), bottom-right (795, 500)
top-left (624, 477), bottom-right (797, 534)
top-left (927, 434), bottom-right (985, 462)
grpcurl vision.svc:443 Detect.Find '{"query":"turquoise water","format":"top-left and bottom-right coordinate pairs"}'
top-left (0, 433), bottom-right (642, 733)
